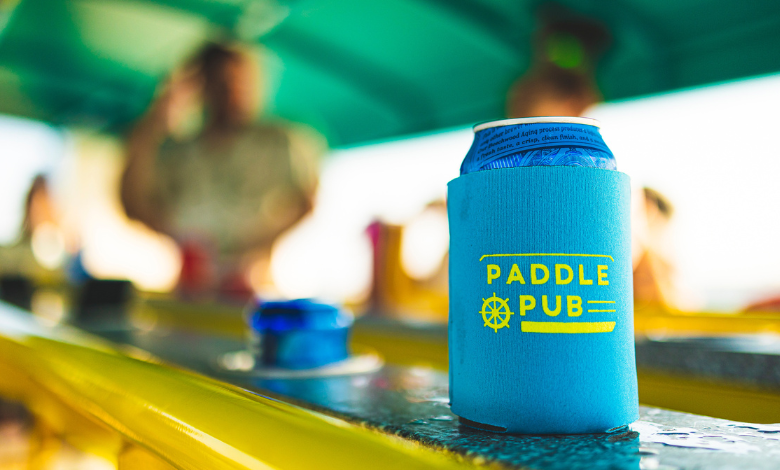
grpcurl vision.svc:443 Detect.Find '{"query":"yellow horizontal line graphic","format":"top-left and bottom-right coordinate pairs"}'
top-left (521, 321), bottom-right (616, 333)
top-left (479, 253), bottom-right (614, 262)
top-left (587, 300), bottom-right (615, 304)
top-left (587, 309), bottom-right (616, 313)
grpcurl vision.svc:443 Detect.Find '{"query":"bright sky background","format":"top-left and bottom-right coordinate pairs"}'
top-left (589, 76), bottom-right (780, 310)
top-left (2, 73), bottom-right (780, 309)
top-left (275, 73), bottom-right (780, 310)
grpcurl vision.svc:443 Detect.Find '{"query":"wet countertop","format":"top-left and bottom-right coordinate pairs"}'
top-left (99, 324), bottom-right (780, 470)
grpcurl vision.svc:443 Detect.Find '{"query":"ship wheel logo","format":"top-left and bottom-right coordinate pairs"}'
top-left (481, 293), bottom-right (514, 333)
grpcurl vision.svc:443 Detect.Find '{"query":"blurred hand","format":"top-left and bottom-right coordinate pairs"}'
top-left (149, 65), bottom-right (202, 134)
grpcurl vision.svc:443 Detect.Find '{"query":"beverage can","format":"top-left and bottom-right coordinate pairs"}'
top-left (447, 117), bottom-right (638, 434)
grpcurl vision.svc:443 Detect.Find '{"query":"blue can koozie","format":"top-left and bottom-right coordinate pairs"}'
top-left (448, 117), bottom-right (638, 434)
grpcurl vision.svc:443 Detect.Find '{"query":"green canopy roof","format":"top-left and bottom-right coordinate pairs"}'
top-left (1, 0), bottom-right (779, 146)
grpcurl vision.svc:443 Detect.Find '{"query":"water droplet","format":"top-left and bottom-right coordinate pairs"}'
top-left (408, 419), bottom-right (428, 425)
top-left (426, 396), bottom-right (450, 404)
top-left (632, 421), bottom-right (760, 454)
top-left (429, 415), bottom-right (454, 421)
top-left (405, 395), bottom-right (450, 406)
top-left (639, 456), bottom-right (660, 470)
top-left (725, 422), bottom-right (780, 433)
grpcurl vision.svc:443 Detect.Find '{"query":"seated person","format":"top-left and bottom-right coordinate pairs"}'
top-left (633, 187), bottom-right (678, 309)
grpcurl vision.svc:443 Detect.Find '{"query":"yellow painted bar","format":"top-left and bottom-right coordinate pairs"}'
top-left (136, 297), bottom-right (780, 339)
top-left (0, 305), bottom-right (473, 470)
top-left (133, 296), bottom-right (246, 338)
top-left (634, 303), bottom-right (780, 336)
top-left (637, 369), bottom-right (780, 424)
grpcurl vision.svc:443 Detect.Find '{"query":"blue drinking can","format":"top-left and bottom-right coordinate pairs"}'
top-left (448, 117), bottom-right (638, 434)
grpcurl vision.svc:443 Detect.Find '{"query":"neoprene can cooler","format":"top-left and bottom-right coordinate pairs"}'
top-left (448, 117), bottom-right (638, 434)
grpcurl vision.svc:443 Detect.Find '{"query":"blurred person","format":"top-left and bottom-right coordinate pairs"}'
top-left (507, 64), bottom-right (600, 118)
top-left (0, 399), bottom-right (30, 469)
top-left (744, 296), bottom-right (780, 313)
top-left (121, 43), bottom-right (321, 299)
top-left (507, 18), bottom-right (686, 311)
top-left (0, 175), bottom-right (69, 309)
top-left (507, 15), bottom-right (609, 118)
top-left (633, 187), bottom-right (678, 308)
top-left (22, 175), bottom-right (58, 237)
top-left (0, 175), bottom-right (68, 276)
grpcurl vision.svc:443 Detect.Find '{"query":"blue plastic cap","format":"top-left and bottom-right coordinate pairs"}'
top-left (250, 299), bottom-right (353, 333)
top-left (248, 299), bottom-right (353, 369)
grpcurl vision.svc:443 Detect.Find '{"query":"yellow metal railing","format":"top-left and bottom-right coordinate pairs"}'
top-left (0, 304), bottom-right (473, 470)
top-left (634, 303), bottom-right (780, 336)
top-left (4, 295), bottom-right (780, 468)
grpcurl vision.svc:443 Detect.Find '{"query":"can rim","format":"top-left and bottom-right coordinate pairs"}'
top-left (473, 116), bottom-right (601, 132)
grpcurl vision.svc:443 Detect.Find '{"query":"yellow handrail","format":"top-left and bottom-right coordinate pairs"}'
top-left (0, 304), bottom-right (471, 470)
top-left (634, 303), bottom-right (780, 336)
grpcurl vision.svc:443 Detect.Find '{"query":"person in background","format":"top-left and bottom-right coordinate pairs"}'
top-left (633, 187), bottom-right (678, 308)
top-left (506, 15), bottom-right (609, 118)
top-left (507, 64), bottom-right (600, 118)
top-left (121, 43), bottom-right (321, 299)
top-left (745, 295), bottom-right (780, 313)
top-left (1, 175), bottom-right (68, 276)
top-left (507, 18), bottom-right (683, 310)
top-left (0, 175), bottom-right (68, 308)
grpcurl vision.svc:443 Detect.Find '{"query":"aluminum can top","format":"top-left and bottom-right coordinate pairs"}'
top-left (461, 117), bottom-right (615, 175)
